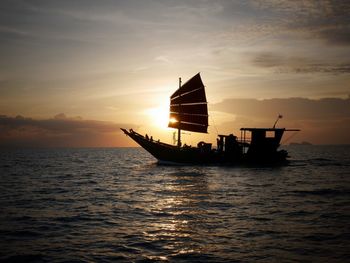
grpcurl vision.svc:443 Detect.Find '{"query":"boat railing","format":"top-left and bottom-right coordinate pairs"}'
top-left (238, 139), bottom-right (251, 144)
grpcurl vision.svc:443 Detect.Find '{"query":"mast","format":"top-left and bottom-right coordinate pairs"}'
top-left (177, 77), bottom-right (181, 147)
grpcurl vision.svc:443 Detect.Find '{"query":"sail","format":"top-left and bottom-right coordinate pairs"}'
top-left (168, 73), bottom-right (208, 133)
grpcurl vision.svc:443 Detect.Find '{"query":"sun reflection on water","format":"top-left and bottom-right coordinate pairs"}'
top-left (141, 171), bottom-right (209, 258)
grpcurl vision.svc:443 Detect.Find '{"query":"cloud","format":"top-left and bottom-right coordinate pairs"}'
top-left (288, 63), bottom-right (350, 74)
top-left (252, 0), bottom-right (350, 46)
top-left (154, 55), bottom-right (172, 64)
top-left (0, 114), bottom-right (136, 147)
top-left (317, 26), bottom-right (350, 46)
top-left (252, 52), bottom-right (285, 68)
top-left (213, 97), bottom-right (350, 120)
top-left (251, 52), bottom-right (350, 74)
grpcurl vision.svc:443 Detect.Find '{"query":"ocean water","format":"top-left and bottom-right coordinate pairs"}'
top-left (0, 146), bottom-right (349, 262)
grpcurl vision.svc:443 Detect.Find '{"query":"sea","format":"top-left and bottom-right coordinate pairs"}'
top-left (0, 145), bottom-right (349, 262)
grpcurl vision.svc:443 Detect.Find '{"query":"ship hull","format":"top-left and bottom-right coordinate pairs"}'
top-left (121, 128), bottom-right (288, 166)
top-left (121, 129), bottom-right (219, 164)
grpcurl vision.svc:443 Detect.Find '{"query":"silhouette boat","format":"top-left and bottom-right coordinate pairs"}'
top-left (121, 73), bottom-right (299, 165)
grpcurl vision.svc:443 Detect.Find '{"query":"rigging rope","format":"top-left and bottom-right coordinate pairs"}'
top-left (281, 131), bottom-right (299, 145)
top-left (209, 114), bottom-right (219, 136)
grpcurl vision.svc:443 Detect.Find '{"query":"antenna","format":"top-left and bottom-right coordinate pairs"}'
top-left (273, 114), bottom-right (283, 128)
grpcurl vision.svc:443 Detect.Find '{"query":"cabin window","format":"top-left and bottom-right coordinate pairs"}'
top-left (266, 131), bottom-right (275, 138)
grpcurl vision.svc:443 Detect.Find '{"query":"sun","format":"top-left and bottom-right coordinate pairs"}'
top-left (145, 102), bottom-right (172, 129)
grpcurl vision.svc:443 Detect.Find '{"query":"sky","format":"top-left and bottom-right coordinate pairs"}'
top-left (0, 0), bottom-right (349, 147)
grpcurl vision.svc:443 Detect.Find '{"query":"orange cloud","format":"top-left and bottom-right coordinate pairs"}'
top-left (0, 114), bottom-right (137, 147)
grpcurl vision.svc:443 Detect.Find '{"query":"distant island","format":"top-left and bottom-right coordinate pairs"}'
top-left (289, 141), bottom-right (313, 146)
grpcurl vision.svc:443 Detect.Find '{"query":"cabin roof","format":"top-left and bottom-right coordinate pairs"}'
top-left (240, 128), bottom-right (285, 131)
top-left (240, 128), bottom-right (300, 132)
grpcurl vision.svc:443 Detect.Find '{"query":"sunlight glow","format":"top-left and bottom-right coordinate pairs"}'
top-left (145, 102), bottom-right (170, 129)
top-left (169, 117), bottom-right (177, 123)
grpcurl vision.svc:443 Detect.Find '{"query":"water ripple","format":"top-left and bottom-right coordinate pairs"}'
top-left (0, 146), bottom-right (349, 262)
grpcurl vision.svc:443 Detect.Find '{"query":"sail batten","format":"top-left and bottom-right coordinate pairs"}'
top-left (168, 73), bottom-right (208, 134)
top-left (170, 87), bottom-right (204, 101)
top-left (170, 113), bottom-right (208, 126)
top-left (170, 88), bottom-right (206, 105)
top-left (170, 104), bottom-right (207, 115)
top-left (168, 121), bottom-right (208, 133)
